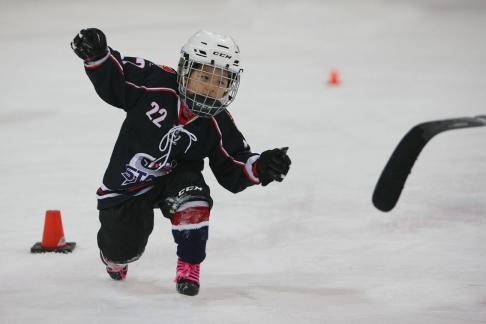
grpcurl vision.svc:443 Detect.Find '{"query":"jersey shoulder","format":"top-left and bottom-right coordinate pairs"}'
top-left (121, 56), bottom-right (178, 90)
top-left (215, 109), bottom-right (238, 126)
top-left (147, 63), bottom-right (178, 90)
top-left (213, 109), bottom-right (246, 138)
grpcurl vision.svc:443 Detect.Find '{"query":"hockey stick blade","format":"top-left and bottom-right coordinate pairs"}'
top-left (372, 115), bottom-right (486, 212)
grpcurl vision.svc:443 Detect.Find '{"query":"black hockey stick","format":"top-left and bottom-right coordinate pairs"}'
top-left (372, 115), bottom-right (486, 212)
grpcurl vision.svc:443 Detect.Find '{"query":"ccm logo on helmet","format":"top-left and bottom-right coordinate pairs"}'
top-left (213, 51), bottom-right (232, 59)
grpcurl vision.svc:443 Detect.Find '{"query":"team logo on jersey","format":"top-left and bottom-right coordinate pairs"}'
top-left (121, 153), bottom-right (175, 186)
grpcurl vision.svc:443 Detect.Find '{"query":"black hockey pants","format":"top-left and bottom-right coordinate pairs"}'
top-left (97, 169), bottom-right (213, 265)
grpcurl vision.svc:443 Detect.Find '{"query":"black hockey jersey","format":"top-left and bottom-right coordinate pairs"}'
top-left (83, 48), bottom-right (260, 209)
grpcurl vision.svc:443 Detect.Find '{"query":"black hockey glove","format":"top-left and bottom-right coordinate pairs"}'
top-left (71, 28), bottom-right (108, 61)
top-left (255, 147), bottom-right (291, 186)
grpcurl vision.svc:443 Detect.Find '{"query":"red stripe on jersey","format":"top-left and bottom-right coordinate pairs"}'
top-left (110, 54), bottom-right (124, 73)
top-left (96, 187), bottom-right (107, 195)
top-left (84, 53), bottom-right (123, 73)
top-left (159, 65), bottom-right (176, 74)
top-left (210, 117), bottom-right (245, 167)
top-left (125, 81), bottom-right (178, 96)
top-left (242, 161), bottom-right (259, 184)
top-left (127, 182), bottom-right (152, 192)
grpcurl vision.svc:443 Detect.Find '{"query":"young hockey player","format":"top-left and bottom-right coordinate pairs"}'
top-left (71, 28), bottom-right (291, 296)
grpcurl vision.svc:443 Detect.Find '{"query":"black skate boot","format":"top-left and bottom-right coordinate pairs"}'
top-left (100, 251), bottom-right (128, 281)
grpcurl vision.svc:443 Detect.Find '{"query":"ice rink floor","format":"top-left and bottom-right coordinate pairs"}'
top-left (1, 0), bottom-right (485, 323)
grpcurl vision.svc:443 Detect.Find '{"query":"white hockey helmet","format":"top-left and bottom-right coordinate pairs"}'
top-left (177, 30), bottom-right (243, 117)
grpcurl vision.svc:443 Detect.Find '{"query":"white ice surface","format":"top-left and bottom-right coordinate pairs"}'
top-left (1, 0), bottom-right (486, 323)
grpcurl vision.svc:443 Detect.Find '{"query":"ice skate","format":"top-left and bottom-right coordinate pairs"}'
top-left (175, 258), bottom-right (200, 296)
top-left (100, 251), bottom-right (128, 281)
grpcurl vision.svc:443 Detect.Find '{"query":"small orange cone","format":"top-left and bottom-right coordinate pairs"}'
top-left (31, 210), bottom-right (76, 253)
top-left (328, 69), bottom-right (340, 86)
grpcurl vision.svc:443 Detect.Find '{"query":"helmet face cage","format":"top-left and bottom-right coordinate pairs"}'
top-left (178, 54), bottom-right (241, 117)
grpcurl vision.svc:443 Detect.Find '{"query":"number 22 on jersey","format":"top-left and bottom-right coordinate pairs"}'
top-left (146, 101), bottom-right (167, 128)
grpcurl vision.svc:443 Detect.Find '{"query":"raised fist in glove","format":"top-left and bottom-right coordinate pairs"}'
top-left (255, 147), bottom-right (291, 186)
top-left (71, 28), bottom-right (108, 61)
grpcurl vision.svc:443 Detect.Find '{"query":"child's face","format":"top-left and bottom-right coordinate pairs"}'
top-left (186, 64), bottom-right (230, 99)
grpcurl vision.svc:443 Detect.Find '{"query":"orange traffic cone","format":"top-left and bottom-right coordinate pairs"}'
top-left (328, 69), bottom-right (340, 86)
top-left (31, 210), bottom-right (76, 253)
